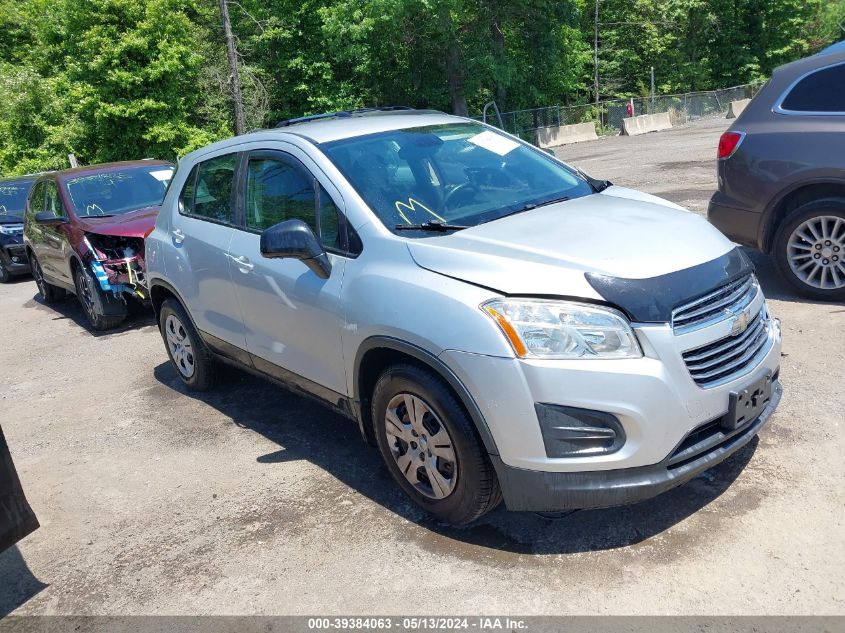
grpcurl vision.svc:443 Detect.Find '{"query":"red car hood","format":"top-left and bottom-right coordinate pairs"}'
top-left (76, 206), bottom-right (160, 238)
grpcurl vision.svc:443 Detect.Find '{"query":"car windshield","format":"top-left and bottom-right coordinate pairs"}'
top-left (66, 165), bottom-right (174, 217)
top-left (321, 122), bottom-right (593, 234)
top-left (0, 179), bottom-right (34, 220)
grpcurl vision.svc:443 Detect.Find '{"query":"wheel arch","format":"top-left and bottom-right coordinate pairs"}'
top-left (353, 336), bottom-right (499, 456)
top-left (762, 180), bottom-right (845, 253)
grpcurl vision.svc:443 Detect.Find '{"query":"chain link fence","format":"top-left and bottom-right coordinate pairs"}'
top-left (479, 82), bottom-right (765, 142)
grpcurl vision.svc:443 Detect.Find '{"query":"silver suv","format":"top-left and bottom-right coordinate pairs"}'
top-left (146, 109), bottom-right (783, 524)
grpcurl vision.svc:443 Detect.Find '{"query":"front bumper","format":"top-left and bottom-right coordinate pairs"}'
top-left (0, 242), bottom-right (30, 275)
top-left (492, 379), bottom-right (780, 511)
top-left (439, 297), bottom-right (782, 512)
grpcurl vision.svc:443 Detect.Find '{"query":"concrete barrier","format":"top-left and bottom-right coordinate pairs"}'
top-left (535, 122), bottom-right (598, 148)
top-left (621, 112), bottom-right (673, 136)
top-left (726, 98), bottom-right (751, 119)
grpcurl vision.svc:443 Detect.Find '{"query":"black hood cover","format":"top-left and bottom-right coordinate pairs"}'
top-left (585, 247), bottom-right (753, 323)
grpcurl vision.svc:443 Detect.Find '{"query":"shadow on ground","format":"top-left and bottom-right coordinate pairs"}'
top-left (153, 361), bottom-right (760, 556)
top-left (23, 291), bottom-right (156, 337)
top-left (0, 545), bottom-right (47, 617)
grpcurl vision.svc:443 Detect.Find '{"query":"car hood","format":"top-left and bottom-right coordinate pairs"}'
top-left (76, 206), bottom-right (160, 238)
top-left (406, 186), bottom-right (735, 299)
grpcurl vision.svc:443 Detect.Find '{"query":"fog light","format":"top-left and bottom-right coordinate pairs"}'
top-left (534, 404), bottom-right (626, 457)
top-left (11, 256), bottom-right (21, 263)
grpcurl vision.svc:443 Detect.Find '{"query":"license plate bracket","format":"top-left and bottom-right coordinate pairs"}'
top-left (724, 372), bottom-right (773, 431)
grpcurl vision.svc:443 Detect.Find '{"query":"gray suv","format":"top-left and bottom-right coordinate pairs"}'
top-left (147, 109), bottom-right (782, 524)
top-left (708, 48), bottom-right (845, 301)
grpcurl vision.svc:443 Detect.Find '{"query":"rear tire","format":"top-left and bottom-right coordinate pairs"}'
top-left (372, 364), bottom-right (501, 525)
top-left (158, 298), bottom-right (216, 391)
top-left (773, 200), bottom-right (845, 301)
top-left (73, 266), bottom-right (125, 331)
top-left (30, 255), bottom-right (65, 303)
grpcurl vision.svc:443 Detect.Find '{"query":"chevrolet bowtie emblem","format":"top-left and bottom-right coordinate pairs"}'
top-left (729, 307), bottom-right (752, 336)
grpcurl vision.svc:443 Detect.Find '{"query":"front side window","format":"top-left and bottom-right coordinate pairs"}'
top-left (780, 63), bottom-right (845, 113)
top-left (0, 179), bottom-right (34, 217)
top-left (45, 182), bottom-right (67, 219)
top-left (182, 154), bottom-right (237, 224)
top-left (66, 165), bottom-right (174, 217)
top-left (321, 122), bottom-right (594, 236)
top-left (245, 154), bottom-right (345, 252)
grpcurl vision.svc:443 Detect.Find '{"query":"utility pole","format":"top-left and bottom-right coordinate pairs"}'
top-left (593, 0), bottom-right (600, 109)
top-left (219, 0), bottom-right (246, 135)
top-left (650, 66), bottom-right (655, 114)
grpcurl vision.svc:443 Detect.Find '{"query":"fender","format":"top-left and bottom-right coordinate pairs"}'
top-left (760, 176), bottom-right (845, 252)
top-left (353, 336), bottom-right (500, 456)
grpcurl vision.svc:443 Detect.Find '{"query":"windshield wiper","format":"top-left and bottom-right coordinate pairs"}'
top-left (395, 221), bottom-right (468, 232)
top-left (494, 195), bottom-right (571, 222)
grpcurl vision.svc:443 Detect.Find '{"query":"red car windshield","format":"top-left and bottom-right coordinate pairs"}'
top-left (66, 165), bottom-right (173, 217)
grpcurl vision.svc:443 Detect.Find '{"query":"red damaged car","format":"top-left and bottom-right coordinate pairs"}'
top-left (23, 160), bottom-right (174, 330)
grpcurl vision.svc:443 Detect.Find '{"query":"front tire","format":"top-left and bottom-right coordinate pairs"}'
top-left (773, 200), bottom-right (845, 301)
top-left (73, 266), bottom-right (125, 331)
top-left (0, 260), bottom-right (9, 283)
top-left (158, 298), bottom-right (216, 391)
top-left (372, 364), bottom-right (501, 525)
top-left (30, 255), bottom-right (65, 303)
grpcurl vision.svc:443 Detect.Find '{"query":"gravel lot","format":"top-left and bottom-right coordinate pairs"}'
top-left (1, 119), bottom-right (843, 616)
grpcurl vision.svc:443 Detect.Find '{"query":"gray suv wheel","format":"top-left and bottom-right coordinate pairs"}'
top-left (775, 200), bottom-right (845, 301)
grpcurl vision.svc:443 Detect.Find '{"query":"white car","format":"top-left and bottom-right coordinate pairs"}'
top-left (146, 108), bottom-right (782, 524)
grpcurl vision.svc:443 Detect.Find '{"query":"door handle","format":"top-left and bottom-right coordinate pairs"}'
top-left (229, 254), bottom-right (254, 272)
top-left (171, 228), bottom-right (185, 245)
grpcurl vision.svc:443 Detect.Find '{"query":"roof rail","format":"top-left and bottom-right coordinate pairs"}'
top-left (275, 106), bottom-right (416, 128)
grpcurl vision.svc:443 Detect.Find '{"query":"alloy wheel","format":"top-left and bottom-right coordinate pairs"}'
top-left (75, 269), bottom-right (96, 320)
top-left (165, 314), bottom-right (195, 378)
top-left (787, 215), bottom-right (845, 290)
top-left (384, 393), bottom-right (458, 500)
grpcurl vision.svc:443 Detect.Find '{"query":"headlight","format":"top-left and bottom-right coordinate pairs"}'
top-left (0, 225), bottom-right (23, 236)
top-left (482, 298), bottom-right (642, 359)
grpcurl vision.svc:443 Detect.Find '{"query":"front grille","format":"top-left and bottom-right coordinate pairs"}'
top-left (672, 274), bottom-right (757, 332)
top-left (682, 307), bottom-right (771, 388)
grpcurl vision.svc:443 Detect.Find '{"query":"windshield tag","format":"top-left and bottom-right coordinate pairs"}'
top-left (468, 130), bottom-right (519, 156)
top-left (150, 169), bottom-right (174, 182)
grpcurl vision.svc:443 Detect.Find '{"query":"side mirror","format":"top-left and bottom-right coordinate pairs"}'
top-left (260, 218), bottom-right (332, 279)
top-left (34, 212), bottom-right (66, 226)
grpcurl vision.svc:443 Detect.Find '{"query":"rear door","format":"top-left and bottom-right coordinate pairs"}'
top-left (167, 152), bottom-right (248, 351)
top-left (25, 181), bottom-right (50, 274)
top-left (0, 424), bottom-right (39, 554)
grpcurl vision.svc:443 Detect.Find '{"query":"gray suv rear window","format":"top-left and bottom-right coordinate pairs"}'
top-left (781, 63), bottom-right (845, 113)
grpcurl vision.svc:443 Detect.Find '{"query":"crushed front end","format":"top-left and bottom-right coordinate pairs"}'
top-left (81, 233), bottom-right (150, 302)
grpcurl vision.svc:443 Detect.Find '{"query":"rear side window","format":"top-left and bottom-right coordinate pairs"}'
top-left (27, 182), bottom-right (46, 218)
top-left (180, 154), bottom-right (237, 223)
top-left (780, 63), bottom-right (845, 113)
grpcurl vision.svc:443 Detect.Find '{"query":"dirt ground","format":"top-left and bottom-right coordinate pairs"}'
top-left (1, 119), bottom-right (843, 616)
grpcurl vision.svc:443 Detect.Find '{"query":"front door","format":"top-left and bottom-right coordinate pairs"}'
top-left (227, 149), bottom-right (349, 396)
top-left (41, 181), bottom-right (73, 285)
